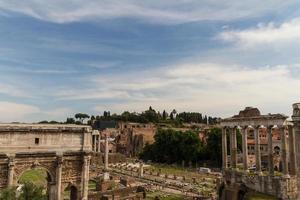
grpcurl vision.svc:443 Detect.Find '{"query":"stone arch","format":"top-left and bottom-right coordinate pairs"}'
top-left (14, 164), bottom-right (55, 186)
top-left (15, 165), bottom-right (56, 200)
top-left (63, 183), bottom-right (80, 200)
top-left (274, 146), bottom-right (280, 155)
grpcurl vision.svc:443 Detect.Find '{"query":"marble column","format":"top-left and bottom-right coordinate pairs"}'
top-left (292, 103), bottom-right (300, 179)
top-left (231, 127), bottom-right (238, 169)
top-left (93, 136), bottom-right (96, 152)
top-left (254, 126), bottom-right (262, 173)
top-left (222, 127), bottom-right (228, 170)
top-left (98, 135), bottom-right (101, 153)
top-left (267, 126), bottom-right (274, 175)
top-left (56, 155), bottom-right (63, 200)
top-left (7, 156), bottom-right (15, 187)
top-left (229, 128), bottom-right (233, 168)
top-left (288, 125), bottom-right (297, 176)
top-left (81, 155), bottom-right (90, 200)
top-left (280, 126), bottom-right (289, 177)
top-left (242, 127), bottom-right (248, 171)
top-left (104, 135), bottom-right (109, 171)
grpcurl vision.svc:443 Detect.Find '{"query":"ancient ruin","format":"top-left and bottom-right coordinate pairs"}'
top-left (0, 124), bottom-right (92, 200)
top-left (220, 105), bottom-right (300, 199)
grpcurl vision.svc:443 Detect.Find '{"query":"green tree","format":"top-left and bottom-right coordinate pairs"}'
top-left (205, 128), bottom-right (222, 166)
top-left (140, 129), bottom-right (203, 164)
top-left (65, 118), bottom-right (75, 124)
top-left (0, 187), bottom-right (17, 200)
top-left (19, 182), bottom-right (47, 200)
top-left (74, 113), bottom-right (90, 123)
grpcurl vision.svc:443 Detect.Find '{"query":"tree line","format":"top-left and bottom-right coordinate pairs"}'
top-left (139, 128), bottom-right (242, 167)
top-left (39, 106), bottom-right (220, 127)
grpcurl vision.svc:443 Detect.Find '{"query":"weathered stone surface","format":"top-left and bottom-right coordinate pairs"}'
top-left (0, 124), bottom-right (92, 200)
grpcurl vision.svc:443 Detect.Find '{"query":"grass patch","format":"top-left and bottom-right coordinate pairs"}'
top-left (18, 169), bottom-right (48, 188)
top-left (146, 191), bottom-right (185, 200)
top-left (88, 181), bottom-right (97, 190)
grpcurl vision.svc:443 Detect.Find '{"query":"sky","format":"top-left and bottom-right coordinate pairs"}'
top-left (1, 0), bottom-right (300, 122)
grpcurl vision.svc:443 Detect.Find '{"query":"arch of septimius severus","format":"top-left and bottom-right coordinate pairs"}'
top-left (220, 103), bottom-right (300, 200)
top-left (0, 124), bottom-right (92, 200)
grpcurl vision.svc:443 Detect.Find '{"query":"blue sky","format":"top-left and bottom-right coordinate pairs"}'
top-left (1, 0), bottom-right (300, 122)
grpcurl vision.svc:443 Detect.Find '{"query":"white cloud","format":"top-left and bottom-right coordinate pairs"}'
top-left (55, 62), bottom-right (300, 117)
top-left (0, 0), bottom-right (297, 24)
top-left (0, 83), bottom-right (30, 97)
top-left (219, 18), bottom-right (300, 47)
top-left (0, 101), bottom-right (40, 122)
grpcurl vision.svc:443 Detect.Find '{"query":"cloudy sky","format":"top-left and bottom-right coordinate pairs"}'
top-left (1, 0), bottom-right (300, 122)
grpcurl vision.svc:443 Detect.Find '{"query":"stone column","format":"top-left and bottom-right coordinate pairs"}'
top-left (98, 135), bottom-right (101, 153)
top-left (288, 125), bottom-right (297, 176)
top-left (292, 103), bottom-right (300, 199)
top-left (280, 126), bottom-right (289, 177)
top-left (82, 155), bottom-right (90, 200)
top-left (241, 127), bottom-right (248, 171)
top-left (7, 156), bottom-right (15, 187)
top-left (254, 126), bottom-right (262, 173)
top-left (139, 162), bottom-right (144, 178)
top-left (93, 136), bottom-right (96, 152)
top-left (267, 126), bottom-right (274, 176)
top-left (105, 135), bottom-right (109, 171)
top-left (231, 127), bottom-right (238, 169)
top-left (229, 128), bottom-right (233, 168)
top-left (56, 155), bottom-right (63, 200)
top-left (222, 127), bottom-right (228, 170)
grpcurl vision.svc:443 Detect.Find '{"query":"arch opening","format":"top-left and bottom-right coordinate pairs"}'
top-left (64, 185), bottom-right (78, 200)
top-left (17, 168), bottom-right (51, 200)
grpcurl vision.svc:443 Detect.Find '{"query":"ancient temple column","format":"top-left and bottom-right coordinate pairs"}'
top-left (222, 127), bottom-right (228, 170)
top-left (7, 156), bottom-right (15, 187)
top-left (241, 127), bottom-right (248, 171)
top-left (56, 155), bottom-right (63, 200)
top-left (82, 155), bottom-right (91, 200)
top-left (104, 135), bottom-right (109, 171)
top-left (280, 126), bottom-right (289, 177)
top-left (98, 135), bottom-right (101, 153)
top-left (93, 136), bottom-right (96, 152)
top-left (231, 127), bottom-right (238, 169)
top-left (267, 126), bottom-right (274, 175)
top-left (254, 126), bottom-right (262, 173)
top-left (229, 128), bottom-right (233, 168)
top-left (292, 103), bottom-right (300, 177)
top-left (288, 125), bottom-right (297, 176)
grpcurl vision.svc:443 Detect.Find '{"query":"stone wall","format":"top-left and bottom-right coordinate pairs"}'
top-left (0, 124), bottom-right (92, 153)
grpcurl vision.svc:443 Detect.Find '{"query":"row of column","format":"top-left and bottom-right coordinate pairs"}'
top-left (92, 135), bottom-right (102, 153)
top-left (222, 125), bottom-right (297, 177)
top-left (7, 154), bottom-right (91, 200)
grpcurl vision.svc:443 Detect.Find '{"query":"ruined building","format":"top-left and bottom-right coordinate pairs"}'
top-left (219, 105), bottom-right (300, 199)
